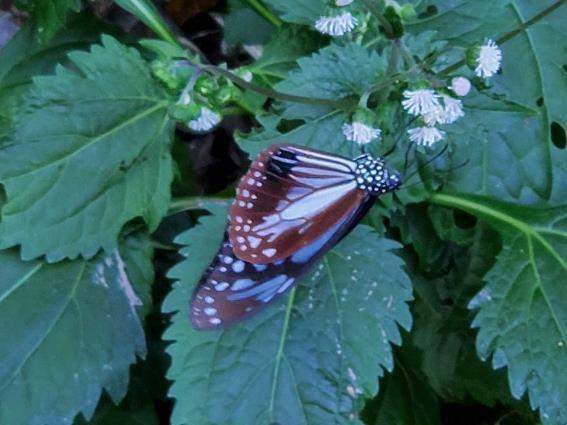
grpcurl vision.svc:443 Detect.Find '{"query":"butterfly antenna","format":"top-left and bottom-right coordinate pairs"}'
top-left (400, 157), bottom-right (470, 192)
top-left (403, 143), bottom-right (449, 186)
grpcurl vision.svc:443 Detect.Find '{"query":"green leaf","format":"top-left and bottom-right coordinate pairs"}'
top-left (19, 0), bottom-right (82, 42)
top-left (238, 110), bottom-right (350, 158)
top-left (224, 0), bottom-right (275, 49)
top-left (0, 12), bottom-right (113, 138)
top-left (251, 25), bottom-right (327, 79)
top-left (417, 1), bottom-right (567, 206)
top-left (75, 403), bottom-right (158, 425)
top-left (268, 0), bottom-right (324, 25)
top-left (163, 204), bottom-right (412, 425)
top-left (363, 344), bottom-right (440, 425)
top-left (408, 0), bottom-right (512, 45)
top-left (239, 43), bottom-right (387, 158)
top-left (119, 232), bottom-right (155, 321)
top-left (410, 223), bottom-right (514, 406)
top-left (0, 247), bottom-right (146, 424)
top-left (0, 35), bottom-right (174, 261)
top-left (276, 42), bottom-right (387, 101)
top-left (431, 192), bottom-right (567, 424)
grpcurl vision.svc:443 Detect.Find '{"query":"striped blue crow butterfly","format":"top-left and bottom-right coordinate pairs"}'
top-left (190, 144), bottom-right (401, 330)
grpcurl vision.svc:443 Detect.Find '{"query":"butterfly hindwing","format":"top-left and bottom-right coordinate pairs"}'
top-left (191, 198), bottom-right (374, 330)
top-left (229, 144), bottom-right (367, 264)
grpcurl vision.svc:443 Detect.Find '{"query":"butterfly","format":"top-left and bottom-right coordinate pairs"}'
top-left (190, 144), bottom-right (401, 330)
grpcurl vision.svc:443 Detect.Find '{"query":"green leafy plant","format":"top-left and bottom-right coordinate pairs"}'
top-left (0, 0), bottom-right (565, 424)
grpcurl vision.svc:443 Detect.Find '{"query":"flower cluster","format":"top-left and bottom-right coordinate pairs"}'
top-left (402, 88), bottom-right (465, 147)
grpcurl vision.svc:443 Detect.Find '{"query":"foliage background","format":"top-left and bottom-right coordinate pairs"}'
top-left (0, 0), bottom-right (565, 424)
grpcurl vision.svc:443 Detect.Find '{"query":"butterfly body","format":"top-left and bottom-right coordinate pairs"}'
top-left (191, 144), bottom-right (401, 330)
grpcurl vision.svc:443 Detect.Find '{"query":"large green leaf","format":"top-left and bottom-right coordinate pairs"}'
top-left (163, 204), bottom-right (412, 425)
top-left (431, 192), bottom-right (567, 424)
top-left (411, 1), bottom-right (567, 205)
top-left (0, 35), bottom-right (174, 261)
top-left (0, 246), bottom-right (146, 424)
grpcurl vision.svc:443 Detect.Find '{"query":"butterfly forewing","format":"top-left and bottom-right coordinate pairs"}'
top-left (229, 144), bottom-right (365, 264)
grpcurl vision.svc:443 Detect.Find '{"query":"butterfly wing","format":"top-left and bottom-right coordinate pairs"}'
top-left (191, 195), bottom-right (374, 330)
top-left (229, 144), bottom-right (365, 264)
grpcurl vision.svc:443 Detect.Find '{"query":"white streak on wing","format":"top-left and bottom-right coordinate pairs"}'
top-left (280, 181), bottom-right (357, 220)
top-left (292, 166), bottom-right (352, 178)
top-left (292, 149), bottom-right (355, 171)
top-left (290, 174), bottom-right (351, 187)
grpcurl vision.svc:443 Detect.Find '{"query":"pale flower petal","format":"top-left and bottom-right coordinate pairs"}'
top-left (475, 39), bottom-right (502, 78)
top-left (450, 77), bottom-right (471, 97)
top-left (342, 121), bottom-right (381, 145)
top-left (408, 126), bottom-right (445, 147)
top-left (188, 107), bottom-right (221, 132)
top-left (402, 89), bottom-right (440, 116)
top-left (315, 12), bottom-right (358, 36)
top-left (439, 95), bottom-right (464, 124)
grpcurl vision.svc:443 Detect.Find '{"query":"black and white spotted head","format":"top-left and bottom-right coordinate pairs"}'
top-left (354, 155), bottom-right (402, 195)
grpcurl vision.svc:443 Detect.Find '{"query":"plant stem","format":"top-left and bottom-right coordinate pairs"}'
top-left (201, 64), bottom-right (355, 108)
top-left (245, 0), bottom-right (283, 27)
top-left (168, 197), bottom-right (230, 215)
top-left (438, 0), bottom-right (566, 75)
top-left (115, 0), bottom-right (179, 46)
top-left (359, 0), bottom-right (394, 37)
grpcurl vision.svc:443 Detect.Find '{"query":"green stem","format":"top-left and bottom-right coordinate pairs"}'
top-left (168, 196), bottom-right (230, 215)
top-left (115, 0), bottom-right (179, 46)
top-left (245, 0), bottom-right (283, 27)
top-left (359, 0), bottom-right (394, 37)
top-left (201, 64), bottom-right (355, 108)
top-left (376, 39), bottom-right (401, 103)
top-left (438, 0), bottom-right (566, 75)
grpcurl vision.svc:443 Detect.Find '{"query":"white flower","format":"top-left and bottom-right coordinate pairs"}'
top-left (342, 121), bottom-right (381, 145)
top-left (440, 95), bottom-right (464, 124)
top-left (233, 68), bottom-right (253, 82)
top-left (402, 89), bottom-right (440, 116)
top-left (178, 92), bottom-right (192, 106)
top-left (188, 107), bottom-right (221, 132)
top-left (314, 12), bottom-right (358, 36)
top-left (450, 77), bottom-right (471, 96)
top-left (335, 0), bottom-right (354, 6)
top-left (421, 95), bottom-right (464, 125)
top-left (475, 39), bottom-right (502, 78)
top-left (408, 126), bottom-right (445, 147)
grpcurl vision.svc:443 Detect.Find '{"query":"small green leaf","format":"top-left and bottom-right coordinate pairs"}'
top-left (119, 232), bottom-right (155, 321)
top-left (18, 0), bottom-right (82, 42)
top-left (163, 204), bottom-right (412, 425)
top-left (238, 110), bottom-right (350, 158)
top-left (363, 345), bottom-right (440, 425)
top-left (0, 12), bottom-right (113, 138)
top-left (0, 35), bottom-right (174, 261)
top-left (431, 192), bottom-right (567, 424)
top-left (224, 0), bottom-right (275, 49)
top-left (268, 0), bottom-right (325, 25)
top-left (0, 248), bottom-right (146, 424)
top-left (251, 26), bottom-right (327, 79)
